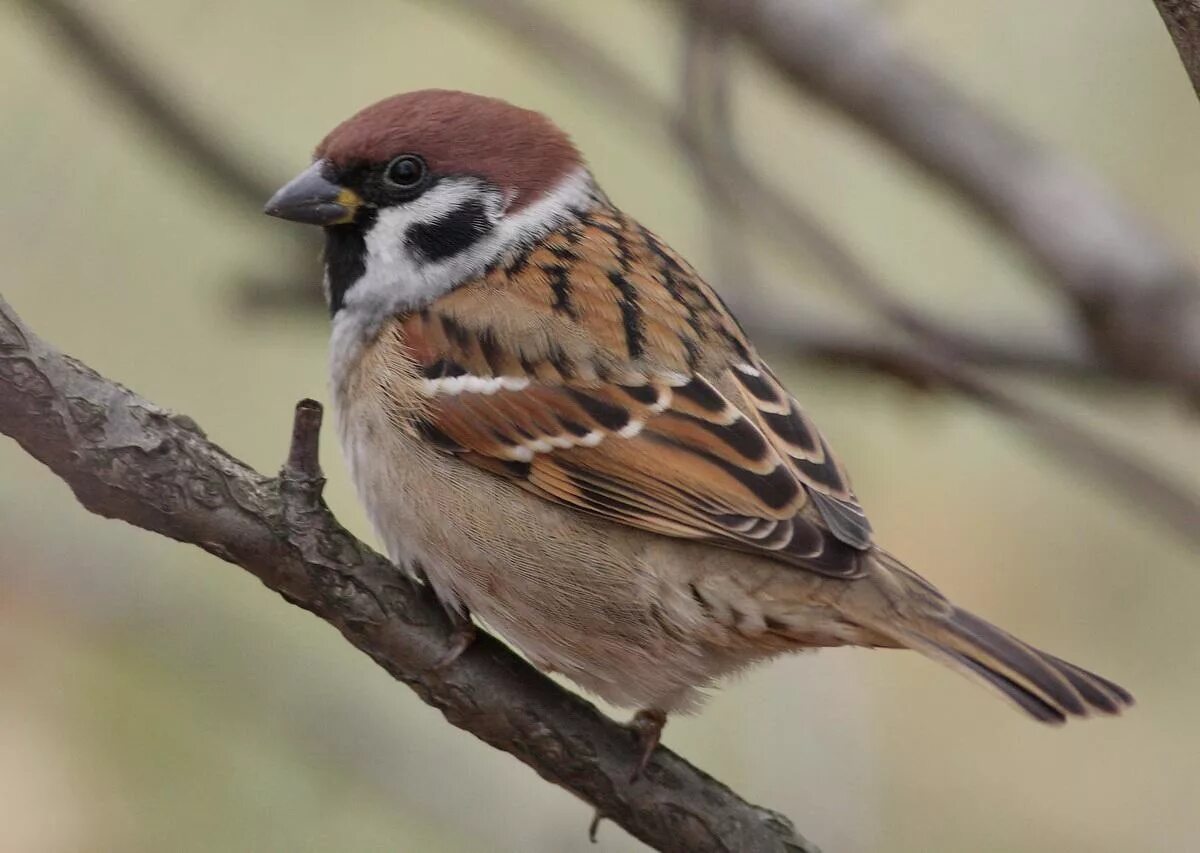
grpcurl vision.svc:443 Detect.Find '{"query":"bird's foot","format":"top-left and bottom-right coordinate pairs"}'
top-left (586, 709), bottom-right (669, 841)
top-left (427, 605), bottom-right (478, 673)
top-left (627, 707), bottom-right (667, 783)
top-left (587, 811), bottom-right (606, 843)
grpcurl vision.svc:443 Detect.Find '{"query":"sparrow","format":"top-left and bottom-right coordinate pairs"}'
top-left (264, 89), bottom-right (1131, 770)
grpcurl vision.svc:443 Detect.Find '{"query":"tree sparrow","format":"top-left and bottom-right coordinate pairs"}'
top-left (264, 90), bottom-right (1131, 768)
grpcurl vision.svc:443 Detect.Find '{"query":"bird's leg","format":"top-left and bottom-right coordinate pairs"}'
top-left (428, 601), bottom-right (478, 672)
top-left (627, 708), bottom-right (668, 783)
top-left (586, 708), bottom-right (669, 841)
top-left (587, 811), bottom-right (606, 843)
top-left (409, 558), bottom-right (477, 672)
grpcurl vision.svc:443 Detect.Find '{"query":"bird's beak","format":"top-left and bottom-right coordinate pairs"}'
top-left (264, 160), bottom-right (361, 226)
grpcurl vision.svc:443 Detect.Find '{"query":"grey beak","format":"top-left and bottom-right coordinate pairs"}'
top-left (264, 160), bottom-right (361, 226)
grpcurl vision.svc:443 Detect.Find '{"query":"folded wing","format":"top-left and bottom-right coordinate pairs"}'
top-left (384, 206), bottom-right (874, 578)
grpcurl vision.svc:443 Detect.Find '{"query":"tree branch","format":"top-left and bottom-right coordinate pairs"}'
top-left (1155, 0), bottom-right (1200, 99)
top-left (679, 5), bottom-right (761, 318)
top-left (0, 294), bottom-right (816, 853)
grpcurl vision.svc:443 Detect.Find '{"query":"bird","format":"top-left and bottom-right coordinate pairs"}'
top-left (264, 89), bottom-right (1132, 773)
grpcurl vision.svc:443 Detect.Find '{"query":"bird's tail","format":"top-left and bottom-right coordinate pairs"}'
top-left (862, 551), bottom-right (1134, 724)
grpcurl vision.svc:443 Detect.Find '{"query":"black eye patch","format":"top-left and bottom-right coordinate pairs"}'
top-left (406, 198), bottom-right (493, 262)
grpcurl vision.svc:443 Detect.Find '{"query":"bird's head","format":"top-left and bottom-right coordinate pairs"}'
top-left (265, 89), bottom-right (595, 316)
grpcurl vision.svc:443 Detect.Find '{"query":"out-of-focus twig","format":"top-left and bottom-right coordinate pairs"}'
top-left (16, 0), bottom-right (318, 272)
top-left (763, 314), bottom-right (1099, 379)
top-left (18, 0), bottom-right (273, 208)
top-left (667, 0), bottom-right (1200, 399)
top-left (679, 6), bottom-right (758, 316)
top-left (1155, 0), bottom-right (1200, 99)
top-left (0, 295), bottom-right (816, 853)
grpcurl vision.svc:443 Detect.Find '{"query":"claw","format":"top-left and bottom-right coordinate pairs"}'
top-left (588, 810), bottom-right (605, 843)
top-left (426, 605), bottom-right (478, 673)
top-left (627, 708), bottom-right (667, 783)
top-left (580, 709), bottom-right (667, 840)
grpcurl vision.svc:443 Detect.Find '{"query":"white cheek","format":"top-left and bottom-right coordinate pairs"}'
top-left (359, 183), bottom-right (488, 309)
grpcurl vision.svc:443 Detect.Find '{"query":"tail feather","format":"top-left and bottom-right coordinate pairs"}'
top-left (864, 551), bottom-right (1134, 723)
top-left (890, 605), bottom-right (1133, 724)
top-left (1043, 651), bottom-right (1134, 712)
top-left (944, 648), bottom-right (1067, 723)
top-left (943, 607), bottom-right (1088, 717)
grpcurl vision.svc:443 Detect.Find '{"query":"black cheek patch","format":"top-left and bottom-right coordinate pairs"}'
top-left (406, 198), bottom-right (493, 262)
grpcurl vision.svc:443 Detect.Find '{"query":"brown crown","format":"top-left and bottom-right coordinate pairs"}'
top-left (316, 90), bottom-right (583, 211)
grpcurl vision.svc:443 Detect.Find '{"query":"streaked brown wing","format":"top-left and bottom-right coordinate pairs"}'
top-left (726, 361), bottom-right (873, 548)
top-left (385, 206), bottom-right (871, 578)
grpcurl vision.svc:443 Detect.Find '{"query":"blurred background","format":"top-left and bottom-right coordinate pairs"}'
top-left (2, 1), bottom-right (1199, 851)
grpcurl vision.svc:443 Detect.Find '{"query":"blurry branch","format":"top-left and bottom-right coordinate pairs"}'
top-left (773, 317), bottom-right (1103, 380)
top-left (20, 0), bottom-right (272, 208)
top-left (0, 295), bottom-right (815, 853)
top-left (672, 0), bottom-right (1200, 400)
top-left (679, 6), bottom-right (760, 319)
top-left (16, 0), bottom-right (317, 269)
top-left (677, 12), bottom-right (960, 366)
top-left (1156, 0), bottom-right (1200, 99)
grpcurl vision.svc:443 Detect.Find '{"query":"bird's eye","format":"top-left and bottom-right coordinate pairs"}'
top-left (384, 155), bottom-right (428, 190)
